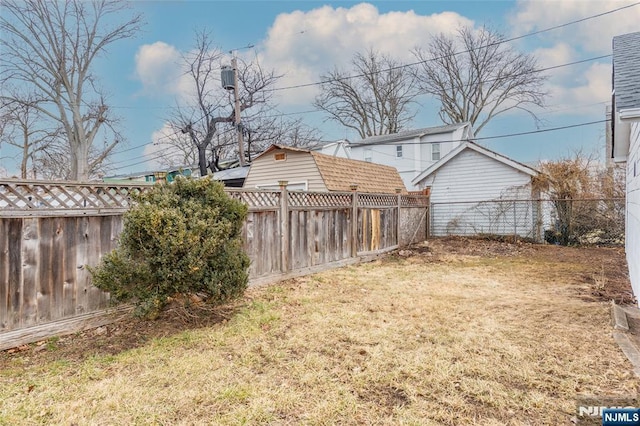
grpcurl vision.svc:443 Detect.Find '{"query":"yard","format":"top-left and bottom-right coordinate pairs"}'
top-left (1, 237), bottom-right (637, 425)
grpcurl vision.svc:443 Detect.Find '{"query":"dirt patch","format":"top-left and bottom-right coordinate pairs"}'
top-left (399, 236), bottom-right (634, 305)
top-left (1, 302), bottom-right (240, 364)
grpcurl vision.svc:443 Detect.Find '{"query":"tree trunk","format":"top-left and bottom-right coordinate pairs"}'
top-left (198, 146), bottom-right (208, 177)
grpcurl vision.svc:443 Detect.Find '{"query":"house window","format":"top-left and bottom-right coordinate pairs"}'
top-left (274, 152), bottom-right (286, 161)
top-left (431, 143), bottom-right (441, 161)
top-left (396, 145), bottom-right (403, 158)
top-left (364, 148), bottom-right (372, 163)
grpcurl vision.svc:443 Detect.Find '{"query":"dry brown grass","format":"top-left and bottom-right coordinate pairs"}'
top-left (1, 240), bottom-right (637, 425)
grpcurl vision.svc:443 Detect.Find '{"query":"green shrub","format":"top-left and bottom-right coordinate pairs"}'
top-left (91, 177), bottom-right (249, 317)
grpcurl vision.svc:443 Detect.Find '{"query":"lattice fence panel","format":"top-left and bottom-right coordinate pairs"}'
top-left (401, 195), bottom-right (430, 207)
top-left (0, 180), bottom-right (151, 211)
top-left (288, 191), bottom-right (352, 208)
top-left (225, 190), bottom-right (280, 208)
top-left (358, 193), bottom-right (398, 207)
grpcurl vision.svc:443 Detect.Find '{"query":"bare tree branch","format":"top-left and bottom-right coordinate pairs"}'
top-left (314, 49), bottom-right (420, 139)
top-left (0, 91), bottom-right (60, 178)
top-left (413, 26), bottom-right (548, 134)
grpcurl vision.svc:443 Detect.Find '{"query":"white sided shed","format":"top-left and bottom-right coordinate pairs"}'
top-left (412, 142), bottom-right (541, 239)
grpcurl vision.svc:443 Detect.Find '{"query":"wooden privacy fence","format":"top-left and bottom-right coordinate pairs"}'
top-left (0, 179), bottom-right (429, 349)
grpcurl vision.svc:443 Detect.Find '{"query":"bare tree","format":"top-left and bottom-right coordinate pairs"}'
top-left (413, 26), bottom-right (547, 134)
top-left (314, 49), bottom-right (420, 139)
top-left (534, 152), bottom-right (624, 245)
top-left (33, 140), bottom-right (113, 180)
top-left (1, 92), bottom-right (60, 178)
top-left (0, 0), bottom-right (143, 180)
top-left (171, 31), bottom-right (280, 176)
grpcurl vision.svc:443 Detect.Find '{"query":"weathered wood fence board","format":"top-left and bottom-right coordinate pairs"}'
top-left (0, 215), bottom-right (122, 333)
top-left (0, 180), bottom-right (429, 349)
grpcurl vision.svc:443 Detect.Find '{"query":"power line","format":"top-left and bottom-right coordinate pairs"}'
top-left (268, 2), bottom-right (637, 92)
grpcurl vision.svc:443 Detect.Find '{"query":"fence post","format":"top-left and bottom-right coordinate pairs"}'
top-left (396, 188), bottom-right (402, 247)
top-left (279, 181), bottom-right (289, 273)
top-left (350, 184), bottom-right (358, 257)
top-left (513, 201), bottom-right (517, 243)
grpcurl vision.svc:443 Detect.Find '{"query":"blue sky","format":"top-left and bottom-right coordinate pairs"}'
top-left (2, 0), bottom-right (639, 177)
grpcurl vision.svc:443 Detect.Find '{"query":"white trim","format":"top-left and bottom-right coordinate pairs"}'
top-left (255, 180), bottom-right (308, 191)
top-left (619, 108), bottom-right (640, 121)
top-left (411, 141), bottom-right (538, 185)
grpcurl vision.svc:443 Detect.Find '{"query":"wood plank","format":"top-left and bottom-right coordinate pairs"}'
top-left (328, 209), bottom-right (337, 263)
top-left (75, 217), bottom-right (90, 314)
top-left (257, 212), bottom-right (265, 275)
top-left (36, 218), bottom-right (53, 323)
top-left (306, 210), bottom-right (314, 267)
top-left (51, 217), bottom-right (66, 320)
top-left (344, 209), bottom-right (350, 259)
top-left (312, 211), bottom-right (319, 266)
top-left (85, 216), bottom-right (104, 312)
top-left (295, 210), bottom-right (304, 269)
top-left (8, 219), bottom-right (22, 330)
top-left (245, 214), bottom-right (256, 278)
top-left (362, 209), bottom-right (370, 252)
top-left (21, 218), bottom-right (39, 327)
top-left (0, 219), bottom-right (9, 331)
top-left (313, 210), bottom-right (321, 266)
top-left (63, 217), bottom-right (78, 317)
top-left (97, 216), bottom-right (113, 307)
top-left (371, 209), bottom-right (381, 251)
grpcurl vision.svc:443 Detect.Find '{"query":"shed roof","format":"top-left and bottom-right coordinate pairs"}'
top-left (412, 141), bottom-right (539, 185)
top-left (350, 123), bottom-right (472, 147)
top-left (254, 144), bottom-right (406, 193)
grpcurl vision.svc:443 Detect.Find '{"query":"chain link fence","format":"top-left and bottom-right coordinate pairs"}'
top-left (430, 198), bottom-right (625, 245)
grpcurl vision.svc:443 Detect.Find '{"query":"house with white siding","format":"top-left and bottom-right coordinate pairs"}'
top-left (612, 32), bottom-right (640, 305)
top-left (411, 141), bottom-right (541, 239)
top-left (318, 123), bottom-right (474, 191)
top-left (243, 144), bottom-right (406, 194)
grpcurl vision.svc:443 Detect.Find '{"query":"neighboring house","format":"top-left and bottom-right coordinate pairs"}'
top-left (412, 141), bottom-right (541, 239)
top-left (611, 32), bottom-right (640, 304)
top-left (243, 144), bottom-right (406, 193)
top-left (103, 167), bottom-right (193, 184)
top-left (319, 123), bottom-right (474, 191)
top-left (212, 166), bottom-right (249, 188)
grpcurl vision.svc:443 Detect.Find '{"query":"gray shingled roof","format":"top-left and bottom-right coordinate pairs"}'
top-left (613, 32), bottom-right (640, 112)
top-left (351, 123), bottom-right (470, 146)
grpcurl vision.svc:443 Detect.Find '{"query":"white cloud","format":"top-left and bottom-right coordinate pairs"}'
top-left (260, 3), bottom-right (474, 105)
top-left (509, 0), bottom-right (639, 54)
top-left (543, 62), bottom-right (611, 112)
top-left (134, 41), bottom-right (183, 95)
top-left (533, 43), bottom-right (576, 70)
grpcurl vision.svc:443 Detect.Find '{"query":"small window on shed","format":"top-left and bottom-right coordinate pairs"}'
top-left (396, 145), bottom-right (403, 158)
top-left (274, 152), bottom-right (286, 161)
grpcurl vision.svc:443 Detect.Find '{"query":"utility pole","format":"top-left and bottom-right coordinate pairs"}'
top-left (231, 57), bottom-right (245, 167)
